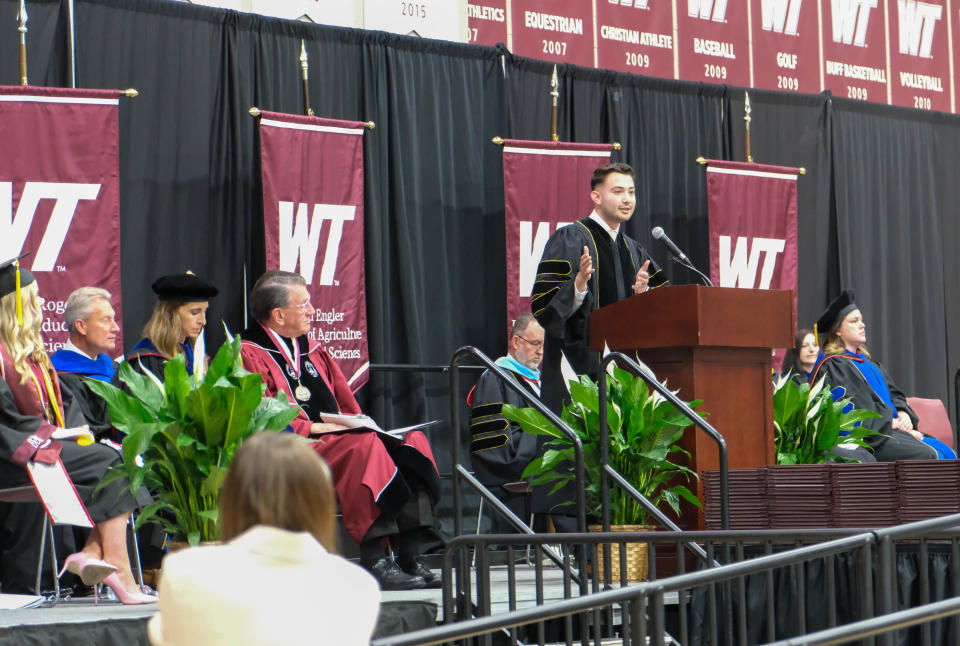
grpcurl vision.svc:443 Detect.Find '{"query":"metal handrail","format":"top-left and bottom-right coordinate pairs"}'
top-left (597, 352), bottom-right (730, 532)
top-left (373, 513), bottom-right (960, 646)
top-left (449, 346), bottom-right (587, 536)
top-left (763, 597), bottom-right (960, 646)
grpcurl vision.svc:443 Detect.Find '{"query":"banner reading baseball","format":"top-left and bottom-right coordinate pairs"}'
top-left (0, 86), bottom-right (123, 355)
top-left (502, 139), bottom-right (613, 327)
top-left (259, 111), bottom-right (369, 390)
top-left (705, 160), bottom-right (800, 315)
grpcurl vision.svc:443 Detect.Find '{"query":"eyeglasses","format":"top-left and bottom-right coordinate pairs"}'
top-left (292, 299), bottom-right (311, 312)
top-left (516, 335), bottom-right (543, 349)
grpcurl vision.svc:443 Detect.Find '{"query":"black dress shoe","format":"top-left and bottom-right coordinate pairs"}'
top-left (400, 557), bottom-right (442, 588)
top-left (366, 557), bottom-right (426, 590)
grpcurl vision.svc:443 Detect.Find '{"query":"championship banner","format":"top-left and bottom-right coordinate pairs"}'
top-left (676, 0), bottom-right (750, 86)
top-left (888, 0), bottom-right (950, 112)
top-left (595, 0), bottom-right (675, 79)
top-left (502, 139), bottom-right (613, 327)
top-left (0, 86), bottom-right (123, 355)
top-left (749, 0), bottom-right (821, 94)
top-left (821, 0), bottom-right (889, 104)
top-left (258, 111), bottom-right (370, 390)
top-left (467, 0), bottom-right (507, 46)
top-left (510, 0), bottom-right (595, 67)
top-left (705, 159), bottom-right (799, 318)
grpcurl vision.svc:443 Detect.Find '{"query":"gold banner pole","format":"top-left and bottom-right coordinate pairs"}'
top-left (744, 91), bottom-right (753, 163)
top-left (300, 40), bottom-right (314, 117)
top-left (550, 65), bottom-right (559, 142)
top-left (18, 0), bottom-right (28, 85)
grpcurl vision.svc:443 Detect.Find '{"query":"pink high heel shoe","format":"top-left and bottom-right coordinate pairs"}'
top-left (57, 553), bottom-right (117, 586)
top-left (98, 573), bottom-right (157, 605)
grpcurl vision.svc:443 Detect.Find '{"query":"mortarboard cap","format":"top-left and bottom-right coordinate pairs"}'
top-left (816, 289), bottom-right (858, 337)
top-left (0, 256), bottom-right (34, 299)
top-left (151, 271), bottom-right (219, 301)
top-left (0, 255), bottom-right (35, 327)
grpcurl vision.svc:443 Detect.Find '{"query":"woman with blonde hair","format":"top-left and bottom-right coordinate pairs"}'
top-left (810, 289), bottom-right (952, 461)
top-left (125, 273), bottom-right (217, 377)
top-left (149, 432), bottom-right (380, 646)
top-left (0, 260), bottom-right (153, 603)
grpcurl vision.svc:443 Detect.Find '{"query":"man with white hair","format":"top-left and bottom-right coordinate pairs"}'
top-left (50, 287), bottom-right (121, 438)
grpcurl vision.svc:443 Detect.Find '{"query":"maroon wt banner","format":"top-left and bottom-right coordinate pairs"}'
top-left (706, 159), bottom-right (799, 323)
top-left (502, 139), bottom-right (613, 327)
top-left (259, 111), bottom-right (369, 391)
top-left (0, 86), bottom-right (123, 355)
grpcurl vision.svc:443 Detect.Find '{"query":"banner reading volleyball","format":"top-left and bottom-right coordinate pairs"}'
top-left (258, 111), bottom-right (369, 390)
top-left (705, 160), bottom-right (799, 314)
top-left (502, 139), bottom-right (613, 326)
top-left (0, 86), bottom-right (123, 355)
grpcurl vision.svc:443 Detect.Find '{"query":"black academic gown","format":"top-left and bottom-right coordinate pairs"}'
top-left (811, 354), bottom-right (938, 461)
top-left (55, 373), bottom-right (114, 441)
top-left (532, 217), bottom-right (664, 413)
top-left (0, 349), bottom-right (149, 592)
top-left (468, 365), bottom-right (575, 526)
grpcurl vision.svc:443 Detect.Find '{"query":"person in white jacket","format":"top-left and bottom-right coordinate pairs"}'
top-left (148, 432), bottom-right (381, 646)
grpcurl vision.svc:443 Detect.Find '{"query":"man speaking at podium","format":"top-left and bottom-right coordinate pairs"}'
top-left (531, 163), bottom-right (665, 412)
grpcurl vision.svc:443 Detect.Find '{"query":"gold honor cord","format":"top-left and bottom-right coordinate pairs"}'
top-left (14, 260), bottom-right (22, 326)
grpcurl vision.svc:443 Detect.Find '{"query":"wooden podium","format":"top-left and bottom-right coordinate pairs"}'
top-left (590, 285), bottom-right (794, 529)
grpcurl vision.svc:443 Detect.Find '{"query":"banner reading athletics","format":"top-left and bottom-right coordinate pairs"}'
top-left (705, 159), bottom-right (800, 313)
top-left (259, 111), bottom-right (369, 390)
top-left (0, 86), bottom-right (123, 355)
top-left (502, 139), bottom-right (613, 326)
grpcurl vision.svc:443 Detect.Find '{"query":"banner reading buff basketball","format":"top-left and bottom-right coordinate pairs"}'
top-left (259, 111), bottom-right (370, 390)
top-left (705, 160), bottom-right (799, 318)
top-left (0, 86), bottom-right (124, 355)
top-left (501, 139), bottom-right (612, 327)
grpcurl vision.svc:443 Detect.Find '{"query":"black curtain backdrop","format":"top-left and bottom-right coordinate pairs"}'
top-left (4, 0), bottom-right (960, 535)
top-left (831, 100), bottom-right (949, 404)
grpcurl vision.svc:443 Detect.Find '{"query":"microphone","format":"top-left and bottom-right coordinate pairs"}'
top-left (651, 226), bottom-right (689, 263)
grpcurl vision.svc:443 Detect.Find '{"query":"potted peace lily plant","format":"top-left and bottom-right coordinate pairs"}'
top-left (773, 373), bottom-right (881, 464)
top-left (502, 366), bottom-right (703, 581)
top-left (88, 332), bottom-right (300, 546)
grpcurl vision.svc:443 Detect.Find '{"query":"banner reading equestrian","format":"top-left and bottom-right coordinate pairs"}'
top-left (705, 160), bottom-right (800, 317)
top-left (502, 139), bottom-right (612, 328)
top-left (0, 86), bottom-right (123, 355)
top-left (259, 111), bottom-right (370, 390)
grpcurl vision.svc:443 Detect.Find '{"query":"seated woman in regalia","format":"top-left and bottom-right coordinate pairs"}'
top-left (810, 289), bottom-right (955, 462)
top-left (0, 258), bottom-right (153, 603)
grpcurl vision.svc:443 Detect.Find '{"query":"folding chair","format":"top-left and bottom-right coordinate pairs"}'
top-left (0, 486), bottom-right (144, 601)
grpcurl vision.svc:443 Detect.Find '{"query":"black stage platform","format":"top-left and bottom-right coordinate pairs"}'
top-left (0, 595), bottom-right (438, 645)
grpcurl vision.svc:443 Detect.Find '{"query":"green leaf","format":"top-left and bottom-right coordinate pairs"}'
top-left (502, 405), bottom-right (564, 439)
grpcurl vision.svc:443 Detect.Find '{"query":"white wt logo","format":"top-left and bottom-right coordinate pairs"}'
top-left (718, 235), bottom-right (785, 289)
top-left (278, 202), bottom-right (355, 286)
top-left (688, 0), bottom-right (728, 22)
top-left (518, 220), bottom-right (570, 297)
top-left (761, 0), bottom-right (803, 35)
top-left (831, 0), bottom-right (877, 46)
top-left (897, 0), bottom-right (941, 58)
top-left (0, 181), bottom-right (101, 272)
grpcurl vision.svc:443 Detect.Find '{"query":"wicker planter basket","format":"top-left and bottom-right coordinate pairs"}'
top-left (588, 524), bottom-right (656, 583)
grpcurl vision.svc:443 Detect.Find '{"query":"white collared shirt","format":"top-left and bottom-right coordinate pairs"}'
top-left (588, 211), bottom-right (620, 241)
top-left (64, 339), bottom-right (98, 361)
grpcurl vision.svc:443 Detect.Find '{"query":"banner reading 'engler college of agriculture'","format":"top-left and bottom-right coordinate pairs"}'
top-left (259, 111), bottom-right (369, 390)
top-left (502, 139), bottom-right (613, 328)
top-left (0, 86), bottom-right (124, 355)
